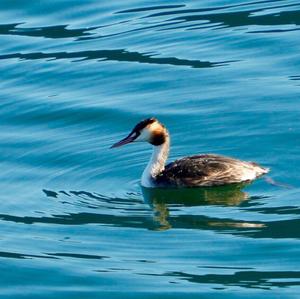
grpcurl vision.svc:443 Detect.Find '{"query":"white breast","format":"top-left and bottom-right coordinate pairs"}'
top-left (141, 173), bottom-right (156, 188)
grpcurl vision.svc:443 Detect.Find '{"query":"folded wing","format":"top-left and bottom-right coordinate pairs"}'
top-left (155, 154), bottom-right (268, 187)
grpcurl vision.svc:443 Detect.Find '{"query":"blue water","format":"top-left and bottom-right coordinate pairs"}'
top-left (1, 0), bottom-right (300, 298)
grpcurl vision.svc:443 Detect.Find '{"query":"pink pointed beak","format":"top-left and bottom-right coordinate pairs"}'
top-left (110, 133), bottom-right (135, 148)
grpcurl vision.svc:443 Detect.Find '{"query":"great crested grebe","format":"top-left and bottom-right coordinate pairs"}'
top-left (111, 118), bottom-right (269, 188)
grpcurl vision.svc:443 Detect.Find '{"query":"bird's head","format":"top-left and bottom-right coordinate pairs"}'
top-left (110, 118), bottom-right (168, 148)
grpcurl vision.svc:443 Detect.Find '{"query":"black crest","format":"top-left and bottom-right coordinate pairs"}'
top-left (132, 118), bottom-right (157, 133)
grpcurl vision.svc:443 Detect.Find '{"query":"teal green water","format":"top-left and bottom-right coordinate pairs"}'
top-left (1, 0), bottom-right (300, 298)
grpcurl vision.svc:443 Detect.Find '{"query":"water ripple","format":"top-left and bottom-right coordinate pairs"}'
top-left (156, 270), bottom-right (300, 289)
top-left (116, 5), bottom-right (186, 14)
top-left (0, 50), bottom-right (230, 68)
top-left (0, 0), bottom-right (299, 297)
top-left (1, 208), bottom-right (298, 239)
top-left (168, 7), bottom-right (300, 32)
top-left (0, 23), bottom-right (99, 39)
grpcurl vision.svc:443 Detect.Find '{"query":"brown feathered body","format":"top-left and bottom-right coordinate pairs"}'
top-left (155, 154), bottom-right (269, 187)
top-left (111, 118), bottom-right (269, 188)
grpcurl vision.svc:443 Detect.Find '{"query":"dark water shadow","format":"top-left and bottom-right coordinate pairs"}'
top-left (0, 23), bottom-right (98, 39)
top-left (45, 252), bottom-right (108, 260)
top-left (147, 270), bottom-right (300, 289)
top-left (0, 210), bottom-right (273, 237)
top-left (0, 49), bottom-right (230, 69)
top-left (289, 75), bottom-right (300, 86)
top-left (142, 186), bottom-right (300, 236)
top-left (1, 186), bottom-right (298, 239)
top-left (43, 189), bottom-right (143, 211)
top-left (141, 0), bottom-right (290, 18)
top-left (158, 5), bottom-right (300, 32)
top-left (1, 2), bottom-right (298, 44)
top-left (142, 184), bottom-right (256, 231)
top-left (0, 187), bottom-right (259, 236)
top-left (142, 184), bottom-right (249, 206)
top-left (0, 250), bottom-right (58, 260)
top-left (290, 75), bottom-right (300, 81)
top-left (80, 2), bottom-right (300, 42)
top-left (77, 1), bottom-right (299, 42)
top-left (0, 250), bottom-right (108, 261)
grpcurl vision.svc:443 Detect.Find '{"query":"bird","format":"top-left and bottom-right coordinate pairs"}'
top-left (110, 118), bottom-right (269, 188)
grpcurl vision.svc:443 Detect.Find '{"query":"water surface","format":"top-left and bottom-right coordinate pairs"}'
top-left (1, 0), bottom-right (300, 298)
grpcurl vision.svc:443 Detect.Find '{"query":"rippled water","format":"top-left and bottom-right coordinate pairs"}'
top-left (1, 0), bottom-right (300, 298)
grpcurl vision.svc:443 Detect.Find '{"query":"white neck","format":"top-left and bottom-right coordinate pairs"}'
top-left (141, 135), bottom-right (170, 188)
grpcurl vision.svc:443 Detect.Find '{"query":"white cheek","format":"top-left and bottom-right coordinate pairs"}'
top-left (135, 128), bottom-right (151, 142)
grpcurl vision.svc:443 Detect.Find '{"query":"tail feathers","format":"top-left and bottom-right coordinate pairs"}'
top-left (260, 167), bottom-right (270, 175)
top-left (254, 166), bottom-right (270, 177)
top-left (249, 162), bottom-right (269, 176)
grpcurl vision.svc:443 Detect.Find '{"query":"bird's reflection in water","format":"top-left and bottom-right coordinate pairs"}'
top-left (142, 184), bottom-right (264, 231)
